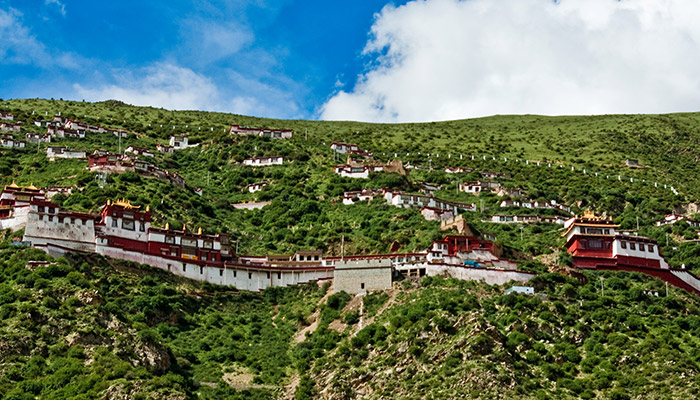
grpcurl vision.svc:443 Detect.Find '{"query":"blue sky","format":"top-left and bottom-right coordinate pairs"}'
top-left (2, 0), bottom-right (700, 122)
top-left (0, 0), bottom-right (408, 119)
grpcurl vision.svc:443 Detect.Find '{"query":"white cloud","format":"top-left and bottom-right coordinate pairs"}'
top-left (321, 0), bottom-right (700, 122)
top-left (45, 0), bottom-right (66, 16)
top-left (74, 63), bottom-right (302, 118)
top-left (0, 7), bottom-right (77, 68)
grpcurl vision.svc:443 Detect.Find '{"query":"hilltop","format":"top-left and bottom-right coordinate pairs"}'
top-left (3, 98), bottom-right (700, 398)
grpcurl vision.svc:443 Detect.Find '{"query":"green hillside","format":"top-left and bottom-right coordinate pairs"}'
top-left (3, 98), bottom-right (700, 398)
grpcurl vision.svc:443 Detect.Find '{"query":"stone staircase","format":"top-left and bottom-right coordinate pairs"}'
top-left (671, 270), bottom-right (700, 294)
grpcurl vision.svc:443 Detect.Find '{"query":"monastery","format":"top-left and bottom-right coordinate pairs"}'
top-left (564, 211), bottom-right (700, 295)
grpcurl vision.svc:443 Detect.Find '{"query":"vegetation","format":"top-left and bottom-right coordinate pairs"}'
top-left (3, 98), bottom-right (700, 397)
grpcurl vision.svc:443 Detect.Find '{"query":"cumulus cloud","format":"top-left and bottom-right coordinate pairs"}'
top-left (0, 8), bottom-right (76, 68)
top-left (74, 63), bottom-right (301, 117)
top-left (321, 0), bottom-right (700, 122)
top-left (45, 0), bottom-right (66, 16)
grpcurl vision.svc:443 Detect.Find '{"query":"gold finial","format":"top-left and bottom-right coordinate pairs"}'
top-left (107, 199), bottom-right (111, 205)
top-left (198, 227), bottom-right (203, 235)
top-left (8, 180), bottom-right (19, 189)
top-left (146, 205), bottom-right (150, 212)
top-left (113, 198), bottom-right (140, 210)
top-left (182, 224), bottom-right (187, 232)
top-left (165, 222), bottom-right (170, 230)
top-left (583, 210), bottom-right (596, 219)
top-left (27, 183), bottom-right (39, 190)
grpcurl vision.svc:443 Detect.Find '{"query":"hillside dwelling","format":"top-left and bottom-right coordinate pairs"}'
top-left (45, 147), bottom-right (86, 161)
top-left (333, 259), bottom-right (393, 294)
top-left (0, 123), bottom-right (21, 132)
top-left (45, 186), bottom-right (78, 199)
top-left (229, 124), bottom-right (293, 139)
top-left (499, 199), bottom-right (554, 209)
top-left (490, 214), bottom-right (546, 224)
top-left (34, 120), bottom-right (51, 127)
top-left (243, 156), bottom-right (284, 167)
top-left (459, 180), bottom-right (502, 194)
top-left (111, 129), bottom-right (128, 138)
top-left (425, 234), bottom-right (515, 268)
top-left (0, 182), bottom-right (46, 231)
top-left (0, 112), bottom-right (14, 120)
top-left (1, 134), bottom-right (25, 148)
top-left (65, 119), bottom-right (106, 133)
top-left (25, 132), bottom-right (51, 144)
top-left (625, 159), bottom-right (640, 167)
top-left (124, 146), bottom-right (155, 157)
top-left (419, 181), bottom-right (441, 194)
top-left (88, 152), bottom-right (134, 173)
top-left (195, 188), bottom-right (203, 196)
top-left (445, 167), bottom-right (467, 174)
top-left (47, 126), bottom-right (65, 137)
top-left (63, 128), bottom-right (86, 139)
top-left (505, 286), bottom-right (535, 295)
top-left (657, 214), bottom-right (685, 227)
top-left (169, 135), bottom-right (189, 148)
top-left (52, 115), bottom-right (66, 124)
top-left (384, 190), bottom-right (476, 214)
top-left (343, 189), bottom-right (382, 204)
top-left (334, 165), bottom-right (370, 179)
top-left (156, 144), bottom-right (174, 154)
top-left (482, 171), bottom-right (509, 179)
top-left (247, 182), bottom-right (268, 193)
top-left (232, 201), bottom-right (270, 210)
top-left (330, 142), bottom-right (359, 154)
top-left (421, 207), bottom-right (455, 221)
top-left (564, 211), bottom-right (670, 272)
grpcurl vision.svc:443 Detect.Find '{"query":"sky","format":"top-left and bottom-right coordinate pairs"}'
top-left (2, 0), bottom-right (700, 123)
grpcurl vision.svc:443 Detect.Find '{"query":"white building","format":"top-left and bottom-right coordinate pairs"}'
top-left (46, 147), bottom-right (87, 161)
top-left (169, 136), bottom-right (189, 149)
top-left (243, 156), bottom-right (284, 166)
top-left (247, 182), bottom-right (268, 193)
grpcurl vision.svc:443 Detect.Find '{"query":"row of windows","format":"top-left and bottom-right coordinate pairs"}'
top-left (182, 265), bottom-right (283, 280)
top-left (37, 206), bottom-right (56, 214)
top-left (584, 228), bottom-right (611, 235)
top-left (111, 218), bottom-right (146, 232)
top-left (38, 215), bottom-right (88, 225)
top-left (164, 235), bottom-right (214, 248)
top-left (620, 241), bottom-right (655, 253)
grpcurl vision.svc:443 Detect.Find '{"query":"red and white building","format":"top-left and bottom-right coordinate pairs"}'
top-left (334, 165), bottom-right (371, 179)
top-left (342, 189), bottom-right (382, 205)
top-left (0, 122), bottom-right (21, 133)
top-left (26, 132), bottom-right (51, 144)
top-left (564, 212), bottom-right (700, 295)
top-left (243, 156), bottom-right (284, 167)
top-left (421, 207), bottom-right (454, 221)
top-left (0, 183), bottom-right (45, 231)
top-left (1, 134), bottom-right (25, 148)
top-left (230, 124), bottom-right (293, 139)
top-left (0, 112), bottom-right (13, 121)
top-left (490, 214), bottom-right (566, 224)
top-left (384, 190), bottom-right (476, 214)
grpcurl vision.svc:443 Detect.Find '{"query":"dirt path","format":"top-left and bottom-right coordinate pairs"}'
top-left (292, 284), bottom-right (334, 343)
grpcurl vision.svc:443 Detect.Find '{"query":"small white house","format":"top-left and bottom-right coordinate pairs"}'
top-left (330, 142), bottom-right (359, 154)
top-left (46, 147), bottom-right (87, 161)
top-left (243, 156), bottom-right (284, 166)
top-left (170, 136), bottom-right (189, 148)
top-left (334, 165), bottom-right (369, 179)
top-left (0, 112), bottom-right (14, 121)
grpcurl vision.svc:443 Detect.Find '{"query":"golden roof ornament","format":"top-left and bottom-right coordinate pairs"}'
top-left (27, 183), bottom-right (39, 190)
top-left (8, 181), bottom-right (19, 189)
top-left (113, 198), bottom-right (140, 210)
top-left (165, 222), bottom-right (170, 230)
top-left (198, 227), bottom-right (203, 235)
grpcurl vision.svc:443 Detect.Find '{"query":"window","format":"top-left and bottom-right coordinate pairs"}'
top-left (630, 243), bottom-right (636, 250)
top-left (122, 219), bottom-right (135, 231)
top-left (219, 269), bottom-right (223, 276)
top-left (266, 272), bottom-right (270, 279)
top-left (200, 266), bottom-right (203, 274)
top-left (639, 244), bottom-right (645, 252)
top-left (112, 218), bottom-right (118, 227)
top-left (621, 241), bottom-right (627, 249)
top-left (71, 218), bottom-right (75, 224)
top-left (203, 240), bottom-right (213, 249)
top-left (248, 272), bottom-right (252, 279)
top-left (165, 236), bottom-right (175, 244)
top-left (182, 238), bottom-right (197, 247)
top-left (48, 216), bottom-right (53, 222)
top-left (234, 270), bottom-right (237, 277)
top-left (58, 217), bottom-right (63, 223)
top-left (277, 272), bottom-right (281, 279)
top-left (48, 207), bottom-right (55, 214)
top-left (139, 222), bottom-right (145, 232)
top-left (361, 283), bottom-right (365, 289)
top-left (648, 245), bottom-right (654, 252)
top-left (183, 265), bottom-right (187, 272)
top-left (589, 239), bottom-right (603, 249)
top-left (82, 219), bottom-right (86, 226)
top-left (38, 206), bottom-right (45, 213)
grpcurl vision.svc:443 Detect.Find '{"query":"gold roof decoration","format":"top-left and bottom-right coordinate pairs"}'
top-left (26, 183), bottom-right (39, 191)
top-left (7, 181), bottom-right (20, 189)
top-left (197, 227), bottom-right (203, 235)
top-left (165, 222), bottom-right (170, 230)
top-left (146, 205), bottom-right (150, 212)
top-left (113, 198), bottom-right (140, 210)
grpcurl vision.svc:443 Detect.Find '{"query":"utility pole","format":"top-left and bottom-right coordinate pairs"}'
top-left (636, 216), bottom-right (639, 232)
top-left (600, 276), bottom-right (605, 297)
top-left (341, 235), bottom-right (345, 261)
top-left (666, 281), bottom-right (669, 297)
top-left (520, 225), bottom-right (524, 242)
